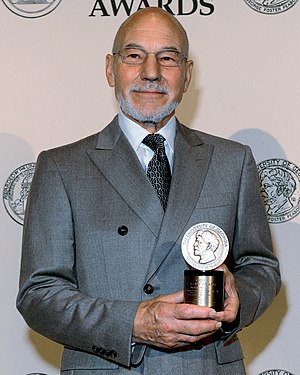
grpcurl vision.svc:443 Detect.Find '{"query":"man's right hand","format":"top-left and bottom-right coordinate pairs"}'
top-left (132, 291), bottom-right (222, 349)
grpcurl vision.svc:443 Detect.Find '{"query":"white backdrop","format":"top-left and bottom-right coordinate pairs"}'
top-left (1, 1), bottom-right (299, 374)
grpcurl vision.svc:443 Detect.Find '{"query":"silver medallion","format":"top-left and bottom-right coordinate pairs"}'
top-left (257, 158), bottom-right (300, 224)
top-left (181, 223), bottom-right (229, 271)
top-left (3, 162), bottom-right (35, 225)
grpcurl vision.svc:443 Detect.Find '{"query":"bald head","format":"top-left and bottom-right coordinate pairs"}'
top-left (112, 7), bottom-right (189, 57)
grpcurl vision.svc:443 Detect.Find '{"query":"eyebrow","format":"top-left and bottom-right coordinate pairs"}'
top-left (121, 43), bottom-right (181, 52)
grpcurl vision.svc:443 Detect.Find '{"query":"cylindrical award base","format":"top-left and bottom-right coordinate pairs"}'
top-left (184, 270), bottom-right (224, 311)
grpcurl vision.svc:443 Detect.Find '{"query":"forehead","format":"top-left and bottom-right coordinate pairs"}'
top-left (116, 13), bottom-right (186, 52)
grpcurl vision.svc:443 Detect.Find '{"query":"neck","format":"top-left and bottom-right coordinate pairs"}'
top-left (123, 111), bottom-right (175, 133)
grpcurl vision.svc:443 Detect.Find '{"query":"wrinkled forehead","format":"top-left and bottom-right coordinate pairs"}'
top-left (112, 9), bottom-right (189, 55)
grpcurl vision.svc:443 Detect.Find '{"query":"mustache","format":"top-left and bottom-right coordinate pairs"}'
top-left (128, 83), bottom-right (169, 95)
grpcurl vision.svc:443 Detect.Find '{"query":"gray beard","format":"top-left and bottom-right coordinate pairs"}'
top-left (117, 83), bottom-right (179, 126)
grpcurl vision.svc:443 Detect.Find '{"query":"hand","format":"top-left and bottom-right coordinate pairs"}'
top-left (132, 291), bottom-right (222, 349)
top-left (215, 264), bottom-right (240, 325)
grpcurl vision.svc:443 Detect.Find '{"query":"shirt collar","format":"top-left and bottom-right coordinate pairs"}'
top-left (118, 110), bottom-right (176, 152)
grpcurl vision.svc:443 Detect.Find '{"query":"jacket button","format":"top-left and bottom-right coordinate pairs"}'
top-left (99, 348), bottom-right (107, 356)
top-left (143, 284), bottom-right (154, 294)
top-left (107, 349), bottom-right (117, 358)
top-left (118, 225), bottom-right (128, 236)
top-left (92, 345), bottom-right (100, 353)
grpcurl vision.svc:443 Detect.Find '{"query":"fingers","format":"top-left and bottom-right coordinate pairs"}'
top-left (215, 265), bottom-right (240, 323)
top-left (173, 301), bottom-right (216, 321)
top-left (133, 292), bottom-right (222, 349)
top-left (177, 315), bottom-right (222, 337)
top-left (155, 291), bottom-right (217, 320)
top-left (162, 319), bottom-right (222, 348)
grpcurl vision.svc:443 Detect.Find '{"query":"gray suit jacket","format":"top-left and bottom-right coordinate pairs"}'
top-left (17, 117), bottom-right (281, 374)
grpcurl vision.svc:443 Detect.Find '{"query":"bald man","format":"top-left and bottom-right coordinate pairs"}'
top-left (17, 7), bottom-right (280, 375)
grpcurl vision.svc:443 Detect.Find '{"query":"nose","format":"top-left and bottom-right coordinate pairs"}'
top-left (140, 53), bottom-right (162, 82)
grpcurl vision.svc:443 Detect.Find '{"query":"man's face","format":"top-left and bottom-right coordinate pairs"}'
top-left (193, 234), bottom-right (206, 257)
top-left (106, 11), bottom-right (193, 129)
top-left (261, 176), bottom-right (279, 205)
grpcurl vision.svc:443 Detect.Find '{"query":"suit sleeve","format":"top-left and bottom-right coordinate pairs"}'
top-left (16, 151), bottom-right (139, 368)
top-left (226, 146), bottom-right (281, 337)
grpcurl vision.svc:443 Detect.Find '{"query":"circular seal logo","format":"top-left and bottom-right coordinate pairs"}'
top-left (258, 370), bottom-right (294, 375)
top-left (2, 0), bottom-right (62, 18)
top-left (258, 159), bottom-right (300, 223)
top-left (243, 0), bottom-right (298, 14)
top-left (181, 223), bottom-right (229, 271)
top-left (3, 163), bottom-right (35, 225)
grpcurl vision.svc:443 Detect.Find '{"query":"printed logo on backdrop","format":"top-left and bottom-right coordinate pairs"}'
top-left (258, 159), bottom-right (300, 223)
top-left (243, 0), bottom-right (298, 14)
top-left (3, 163), bottom-right (35, 225)
top-left (2, 0), bottom-right (62, 18)
top-left (258, 369), bottom-right (294, 375)
top-left (89, 0), bottom-right (215, 17)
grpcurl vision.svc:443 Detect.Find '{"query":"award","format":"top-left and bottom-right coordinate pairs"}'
top-left (181, 223), bottom-right (229, 311)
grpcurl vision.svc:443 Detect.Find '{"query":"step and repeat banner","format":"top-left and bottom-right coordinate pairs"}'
top-left (1, 1), bottom-right (299, 374)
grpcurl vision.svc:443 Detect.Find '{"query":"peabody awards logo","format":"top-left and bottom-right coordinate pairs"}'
top-left (258, 158), bottom-right (300, 223)
top-left (243, 0), bottom-right (298, 14)
top-left (3, 163), bottom-right (35, 225)
top-left (2, 0), bottom-right (62, 18)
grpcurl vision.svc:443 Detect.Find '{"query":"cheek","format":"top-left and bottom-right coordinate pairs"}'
top-left (167, 75), bottom-right (187, 97)
top-left (115, 67), bottom-right (140, 88)
top-left (114, 77), bottom-right (135, 98)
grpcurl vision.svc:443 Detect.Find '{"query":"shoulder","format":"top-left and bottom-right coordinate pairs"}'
top-left (177, 122), bottom-right (250, 152)
top-left (38, 116), bottom-right (119, 162)
top-left (46, 132), bottom-right (99, 156)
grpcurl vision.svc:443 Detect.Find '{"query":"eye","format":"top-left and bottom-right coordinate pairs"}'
top-left (161, 56), bottom-right (175, 62)
top-left (127, 53), bottom-right (140, 60)
top-left (122, 48), bottom-right (145, 63)
top-left (157, 51), bottom-right (180, 66)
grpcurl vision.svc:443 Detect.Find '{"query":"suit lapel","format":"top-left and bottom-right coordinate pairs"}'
top-left (87, 117), bottom-right (214, 280)
top-left (146, 122), bottom-right (214, 279)
top-left (87, 117), bottom-right (164, 237)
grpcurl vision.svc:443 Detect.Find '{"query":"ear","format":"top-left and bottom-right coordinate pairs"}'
top-left (106, 54), bottom-right (115, 87)
top-left (183, 59), bottom-right (194, 93)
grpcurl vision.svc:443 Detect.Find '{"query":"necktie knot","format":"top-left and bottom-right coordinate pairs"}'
top-left (142, 134), bottom-right (165, 153)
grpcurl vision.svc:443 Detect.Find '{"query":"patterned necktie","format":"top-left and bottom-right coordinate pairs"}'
top-left (142, 134), bottom-right (171, 211)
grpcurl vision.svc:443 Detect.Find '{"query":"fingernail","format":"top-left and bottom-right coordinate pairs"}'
top-left (208, 310), bottom-right (217, 319)
top-left (216, 322), bottom-right (222, 329)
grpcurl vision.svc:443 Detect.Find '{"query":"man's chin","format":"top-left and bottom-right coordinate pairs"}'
top-left (118, 97), bottom-right (178, 126)
top-left (123, 110), bottom-right (166, 125)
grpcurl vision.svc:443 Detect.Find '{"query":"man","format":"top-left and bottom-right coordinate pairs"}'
top-left (17, 7), bottom-right (281, 374)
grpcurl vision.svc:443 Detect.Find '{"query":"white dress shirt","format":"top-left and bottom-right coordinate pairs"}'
top-left (118, 111), bottom-right (176, 174)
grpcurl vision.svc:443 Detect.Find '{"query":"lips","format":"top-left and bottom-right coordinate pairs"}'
top-left (135, 90), bottom-right (165, 95)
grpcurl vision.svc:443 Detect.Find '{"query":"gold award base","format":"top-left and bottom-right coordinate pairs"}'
top-left (184, 270), bottom-right (224, 311)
